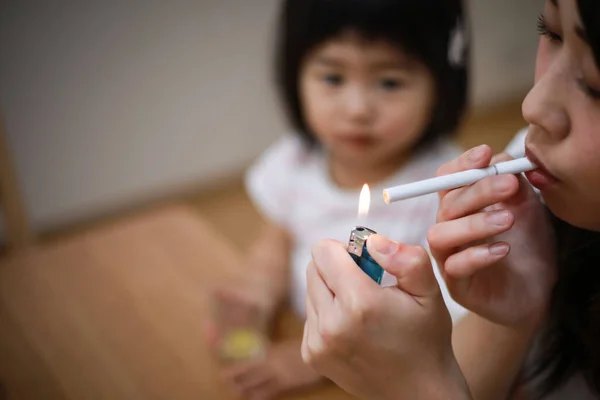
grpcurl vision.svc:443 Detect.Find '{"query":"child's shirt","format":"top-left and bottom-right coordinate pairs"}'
top-left (245, 134), bottom-right (467, 323)
top-left (505, 127), bottom-right (527, 158)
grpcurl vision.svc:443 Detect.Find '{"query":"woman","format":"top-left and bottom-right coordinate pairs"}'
top-left (301, 0), bottom-right (600, 399)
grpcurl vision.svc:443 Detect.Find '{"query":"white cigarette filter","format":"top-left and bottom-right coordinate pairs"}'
top-left (383, 157), bottom-right (537, 204)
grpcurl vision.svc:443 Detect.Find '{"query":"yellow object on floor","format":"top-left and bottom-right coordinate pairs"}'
top-left (221, 328), bottom-right (266, 362)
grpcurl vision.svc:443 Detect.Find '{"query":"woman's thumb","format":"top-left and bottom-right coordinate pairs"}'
top-left (367, 235), bottom-right (440, 298)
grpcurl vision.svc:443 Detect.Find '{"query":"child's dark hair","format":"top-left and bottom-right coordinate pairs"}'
top-left (274, 0), bottom-right (469, 151)
top-left (525, 1), bottom-right (600, 397)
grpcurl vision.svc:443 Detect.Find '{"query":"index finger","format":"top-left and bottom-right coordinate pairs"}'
top-left (435, 144), bottom-right (493, 200)
top-left (489, 152), bottom-right (514, 164)
top-left (306, 260), bottom-right (334, 311)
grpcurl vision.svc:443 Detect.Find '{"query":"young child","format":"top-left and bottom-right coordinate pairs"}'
top-left (215, 0), bottom-right (469, 398)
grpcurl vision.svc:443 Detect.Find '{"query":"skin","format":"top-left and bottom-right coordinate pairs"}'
top-left (302, 1), bottom-right (600, 399)
top-left (300, 30), bottom-right (436, 188)
top-left (521, 0), bottom-right (600, 230)
top-left (303, 236), bottom-right (472, 400)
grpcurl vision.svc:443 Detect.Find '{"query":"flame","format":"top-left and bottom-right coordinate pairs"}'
top-left (358, 184), bottom-right (370, 216)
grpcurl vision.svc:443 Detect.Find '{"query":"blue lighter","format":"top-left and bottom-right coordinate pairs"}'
top-left (347, 226), bottom-right (384, 284)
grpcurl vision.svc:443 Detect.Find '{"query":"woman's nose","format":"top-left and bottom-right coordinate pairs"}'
top-left (522, 57), bottom-right (570, 141)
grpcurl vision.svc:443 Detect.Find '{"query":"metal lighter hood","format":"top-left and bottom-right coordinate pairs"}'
top-left (348, 226), bottom-right (376, 258)
top-left (347, 226), bottom-right (384, 284)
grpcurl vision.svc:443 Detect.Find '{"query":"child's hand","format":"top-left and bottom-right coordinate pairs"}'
top-left (302, 236), bottom-right (471, 400)
top-left (230, 272), bottom-right (281, 323)
top-left (427, 145), bottom-right (556, 330)
top-left (220, 340), bottom-right (323, 400)
top-left (204, 274), bottom-right (279, 360)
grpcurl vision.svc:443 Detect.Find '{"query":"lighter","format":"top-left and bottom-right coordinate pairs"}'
top-left (347, 226), bottom-right (384, 284)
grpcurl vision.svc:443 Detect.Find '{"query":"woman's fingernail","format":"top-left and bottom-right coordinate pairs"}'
top-left (369, 235), bottom-right (399, 257)
top-left (486, 210), bottom-right (511, 227)
top-left (468, 145), bottom-right (486, 162)
top-left (489, 242), bottom-right (510, 256)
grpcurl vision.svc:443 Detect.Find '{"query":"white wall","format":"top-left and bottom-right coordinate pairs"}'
top-left (468, 0), bottom-right (543, 105)
top-left (0, 0), bottom-right (542, 232)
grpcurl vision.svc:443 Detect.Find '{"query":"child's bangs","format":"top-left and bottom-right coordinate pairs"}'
top-left (304, 0), bottom-right (449, 61)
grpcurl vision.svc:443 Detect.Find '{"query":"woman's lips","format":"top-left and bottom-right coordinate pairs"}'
top-left (524, 147), bottom-right (559, 190)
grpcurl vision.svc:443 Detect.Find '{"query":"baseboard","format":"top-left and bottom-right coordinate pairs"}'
top-left (36, 166), bottom-right (248, 244)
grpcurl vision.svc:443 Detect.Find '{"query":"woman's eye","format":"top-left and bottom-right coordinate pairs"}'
top-left (322, 74), bottom-right (343, 86)
top-left (578, 79), bottom-right (600, 101)
top-left (537, 14), bottom-right (562, 43)
top-left (379, 78), bottom-right (403, 90)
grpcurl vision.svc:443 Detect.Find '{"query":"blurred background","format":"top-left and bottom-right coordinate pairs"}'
top-left (0, 1), bottom-right (542, 399)
top-left (0, 0), bottom-right (540, 238)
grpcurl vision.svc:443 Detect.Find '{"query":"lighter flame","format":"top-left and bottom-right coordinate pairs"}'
top-left (358, 184), bottom-right (370, 216)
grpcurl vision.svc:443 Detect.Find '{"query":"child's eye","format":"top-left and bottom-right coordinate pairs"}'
top-left (379, 78), bottom-right (403, 90)
top-left (537, 14), bottom-right (562, 43)
top-left (322, 74), bottom-right (344, 86)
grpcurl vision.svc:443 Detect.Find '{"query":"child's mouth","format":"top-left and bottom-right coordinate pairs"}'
top-left (339, 136), bottom-right (375, 149)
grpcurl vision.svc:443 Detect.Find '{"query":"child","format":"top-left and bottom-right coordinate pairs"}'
top-left (215, 0), bottom-right (469, 398)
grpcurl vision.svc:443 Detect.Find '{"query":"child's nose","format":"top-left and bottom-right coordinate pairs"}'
top-left (343, 85), bottom-right (373, 122)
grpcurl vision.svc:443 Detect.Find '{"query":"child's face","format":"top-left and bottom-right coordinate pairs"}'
top-left (522, 0), bottom-right (600, 230)
top-left (299, 31), bottom-right (436, 171)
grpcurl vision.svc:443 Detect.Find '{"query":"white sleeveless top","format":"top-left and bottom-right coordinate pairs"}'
top-left (245, 133), bottom-right (467, 323)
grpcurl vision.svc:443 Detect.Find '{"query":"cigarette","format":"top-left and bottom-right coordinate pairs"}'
top-left (383, 157), bottom-right (536, 204)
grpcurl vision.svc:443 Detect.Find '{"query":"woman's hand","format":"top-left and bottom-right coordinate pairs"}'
top-left (427, 145), bottom-right (557, 329)
top-left (301, 235), bottom-right (472, 400)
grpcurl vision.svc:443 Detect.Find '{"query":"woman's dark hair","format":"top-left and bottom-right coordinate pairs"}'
top-left (526, 215), bottom-right (600, 397)
top-left (525, 1), bottom-right (600, 397)
top-left (274, 0), bottom-right (469, 151)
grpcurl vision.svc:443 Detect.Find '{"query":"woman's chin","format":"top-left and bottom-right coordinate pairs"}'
top-left (544, 194), bottom-right (600, 232)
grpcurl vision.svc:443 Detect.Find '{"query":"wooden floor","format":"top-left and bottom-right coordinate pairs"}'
top-left (0, 99), bottom-right (526, 400)
top-left (0, 206), bottom-right (356, 400)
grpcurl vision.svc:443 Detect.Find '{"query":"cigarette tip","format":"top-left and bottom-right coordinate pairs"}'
top-left (382, 189), bottom-right (391, 204)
